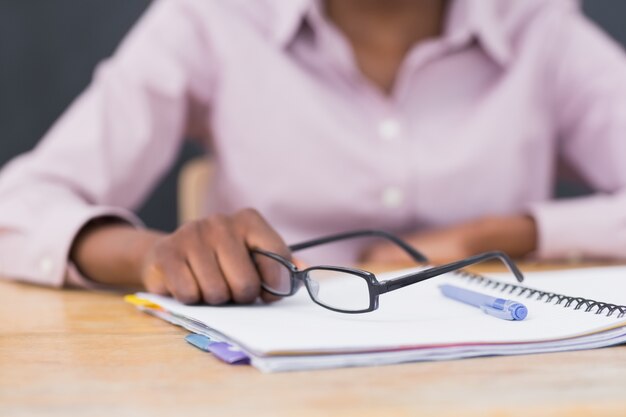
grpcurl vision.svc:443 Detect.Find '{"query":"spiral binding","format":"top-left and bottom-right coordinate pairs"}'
top-left (454, 269), bottom-right (626, 319)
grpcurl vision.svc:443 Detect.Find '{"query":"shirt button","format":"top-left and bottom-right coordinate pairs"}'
top-left (378, 119), bottom-right (400, 141)
top-left (381, 187), bottom-right (404, 208)
top-left (39, 257), bottom-right (54, 276)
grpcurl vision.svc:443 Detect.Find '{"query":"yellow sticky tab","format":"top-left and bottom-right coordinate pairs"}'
top-left (124, 294), bottom-right (162, 309)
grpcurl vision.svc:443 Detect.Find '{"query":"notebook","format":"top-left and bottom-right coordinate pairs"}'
top-left (129, 265), bottom-right (626, 372)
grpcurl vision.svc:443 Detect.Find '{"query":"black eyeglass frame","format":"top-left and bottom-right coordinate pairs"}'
top-left (251, 229), bottom-right (524, 314)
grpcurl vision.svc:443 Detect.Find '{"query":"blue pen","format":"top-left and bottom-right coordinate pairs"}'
top-left (439, 284), bottom-right (528, 321)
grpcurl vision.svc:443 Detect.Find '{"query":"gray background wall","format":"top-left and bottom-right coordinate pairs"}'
top-left (1, 1), bottom-right (625, 232)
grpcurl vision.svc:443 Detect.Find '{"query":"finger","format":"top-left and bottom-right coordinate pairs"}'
top-left (186, 246), bottom-right (232, 305)
top-left (235, 209), bottom-right (290, 255)
top-left (234, 209), bottom-right (292, 298)
top-left (205, 220), bottom-right (262, 304)
top-left (159, 253), bottom-right (201, 305)
top-left (251, 251), bottom-right (292, 303)
top-left (293, 258), bottom-right (309, 270)
top-left (142, 262), bottom-right (170, 296)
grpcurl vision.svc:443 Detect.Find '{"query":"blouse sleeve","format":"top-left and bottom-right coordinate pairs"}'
top-left (529, 6), bottom-right (626, 259)
top-left (0, 0), bottom-right (215, 287)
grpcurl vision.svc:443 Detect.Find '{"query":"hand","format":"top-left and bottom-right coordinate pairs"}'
top-left (141, 209), bottom-right (291, 305)
top-left (71, 209), bottom-right (290, 305)
top-left (360, 215), bottom-right (538, 265)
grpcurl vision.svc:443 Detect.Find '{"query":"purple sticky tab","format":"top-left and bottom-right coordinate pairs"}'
top-left (206, 342), bottom-right (250, 365)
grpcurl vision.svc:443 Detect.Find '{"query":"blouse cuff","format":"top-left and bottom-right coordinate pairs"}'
top-left (15, 204), bottom-right (144, 288)
top-left (528, 194), bottom-right (626, 260)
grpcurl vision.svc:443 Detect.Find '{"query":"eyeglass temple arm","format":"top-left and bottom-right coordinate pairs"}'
top-left (288, 229), bottom-right (428, 263)
top-left (378, 251), bottom-right (524, 294)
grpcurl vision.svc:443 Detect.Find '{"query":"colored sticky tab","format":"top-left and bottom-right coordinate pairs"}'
top-left (124, 294), bottom-right (162, 310)
top-left (185, 334), bottom-right (215, 351)
top-left (185, 334), bottom-right (249, 365)
top-left (206, 343), bottom-right (249, 364)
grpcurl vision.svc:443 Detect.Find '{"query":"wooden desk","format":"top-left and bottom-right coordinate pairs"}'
top-left (2, 264), bottom-right (626, 417)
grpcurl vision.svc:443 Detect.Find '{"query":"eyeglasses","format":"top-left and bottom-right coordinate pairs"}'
top-left (251, 229), bottom-right (524, 314)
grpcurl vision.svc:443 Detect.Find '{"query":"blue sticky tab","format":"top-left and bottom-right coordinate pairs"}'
top-left (185, 334), bottom-right (250, 365)
top-left (185, 334), bottom-right (214, 351)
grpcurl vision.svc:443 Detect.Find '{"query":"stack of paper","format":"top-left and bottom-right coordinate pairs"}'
top-left (131, 266), bottom-right (626, 372)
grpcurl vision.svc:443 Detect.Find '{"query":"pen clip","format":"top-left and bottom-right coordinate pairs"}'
top-left (480, 304), bottom-right (515, 320)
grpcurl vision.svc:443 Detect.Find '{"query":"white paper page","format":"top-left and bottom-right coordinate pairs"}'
top-left (488, 265), bottom-right (626, 307)
top-left (251, 327), bottom-right (626, 372)
top-left (137, 266), bottom-right (626, 356)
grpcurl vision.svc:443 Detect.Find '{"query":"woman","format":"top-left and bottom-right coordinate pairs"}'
top-left (1, 0), bottom-right (625, 305)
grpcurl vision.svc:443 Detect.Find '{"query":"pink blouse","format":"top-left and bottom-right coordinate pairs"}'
top-left (2, 0), bottom-right (626, 288)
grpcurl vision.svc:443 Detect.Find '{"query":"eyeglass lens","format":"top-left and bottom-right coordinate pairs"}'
top-left (252, 252), bottom-right (293, 296)
top-left (306, 269), bottom-right (371, 312)
top-left (253, 252), bottom-right (371, 312)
